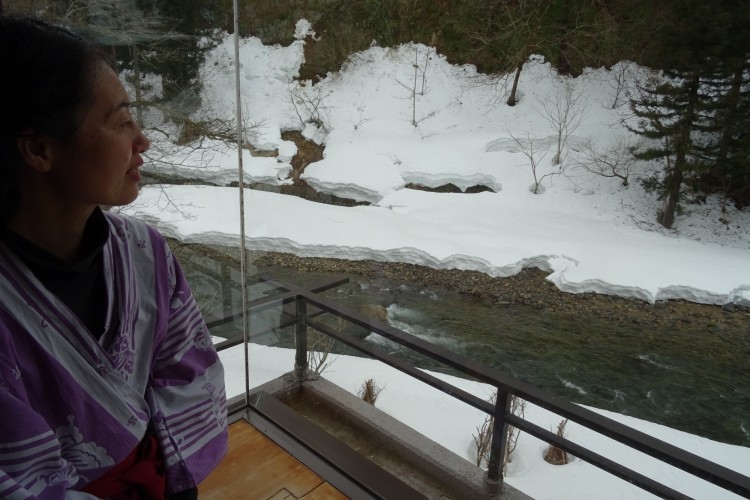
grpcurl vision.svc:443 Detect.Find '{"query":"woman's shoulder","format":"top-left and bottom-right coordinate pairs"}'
top-left (101, 210), bottom-right (173, 264)
top-left (102, 210), bottom-right (163, 241)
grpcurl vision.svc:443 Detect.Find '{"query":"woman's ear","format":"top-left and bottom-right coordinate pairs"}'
top-left (15, 134), bottom-right (56, 173)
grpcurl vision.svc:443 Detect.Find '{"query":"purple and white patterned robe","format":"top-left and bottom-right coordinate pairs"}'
top-left (0, 212), bottom-right (228, 499)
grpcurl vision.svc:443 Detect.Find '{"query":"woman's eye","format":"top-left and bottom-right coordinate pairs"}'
top-left (118, 109), bottom-right (135, 127)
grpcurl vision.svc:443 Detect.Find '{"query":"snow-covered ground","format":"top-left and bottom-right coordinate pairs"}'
top-left (128, 24), bottom-right (750, 307)
top-left (122, 21), bottom-right (750, 499)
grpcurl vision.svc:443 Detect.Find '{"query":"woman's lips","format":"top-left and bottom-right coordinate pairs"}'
top-left (128, 158), bottom-right (144, 181)
top-left (127, 166), bottom-right (141, 181)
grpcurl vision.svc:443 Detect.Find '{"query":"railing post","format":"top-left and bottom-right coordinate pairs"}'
top-left (294, 295), bottom-right (308, 380)
top-left (485, 389), bottom-right (512, 495)
top-left (220, 260), bottom-right (232, 313)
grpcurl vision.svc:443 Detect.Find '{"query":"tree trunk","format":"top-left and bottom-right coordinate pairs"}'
top-left (132, 44), bottom-right (143, 128)
top-left (717, 66), bottom-right (743, 164)
top-left (506, 62), bottom-right (523, 106)
top-left (659, 76), bottom-right (700, 229)
top-left (659, 162), bottom-right (683, 229)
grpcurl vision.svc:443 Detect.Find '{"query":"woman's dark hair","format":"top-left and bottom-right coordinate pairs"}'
top-left (0, 15), bottom-right (112, 219)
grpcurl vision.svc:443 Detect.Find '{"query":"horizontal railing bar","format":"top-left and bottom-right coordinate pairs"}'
top-left (299, 291), bottom-right (750, 497)
top-left (204, 291), bottom-right (296, 329)
top-left (214, 337), bottom-right (243, 352)
top-left (214, 314), bottom-right (298, 352)
top-left (307, 317), bottom-right (495, 416)
top-left (203, 275), bottom-right (283, 328)
top-left (301, 293), bottom-right (504, 380)
top-left (213, 307), bottom-right (340, 356)
top-left (309, 316), bottom-right (692, 499)
top-left (204, 309), bottom-right (241, 330)
top-left (505, 414), bottom-right (691, 500)
top-left (206, 277), bottom-right (349, 329)
top-left (212, 307), bottom-right (335, 353)
top-left (240, 289), bottom-right (300, 312)
top-left (258, 274), bottom-right (350, 296)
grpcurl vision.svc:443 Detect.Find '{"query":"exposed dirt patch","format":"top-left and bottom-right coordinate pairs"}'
top-left (280, 130), bottom-right (325, 186)
top-left (275, 130), bottom-right (368, 207)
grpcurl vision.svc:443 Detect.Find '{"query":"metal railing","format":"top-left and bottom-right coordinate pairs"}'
top-left (212, 276), bottom-right (750, 499)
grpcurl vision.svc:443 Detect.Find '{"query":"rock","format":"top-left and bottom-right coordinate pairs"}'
top-left (361, 304), bottom-right (389, 322)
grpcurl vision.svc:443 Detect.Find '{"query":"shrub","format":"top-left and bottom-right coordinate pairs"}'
top-left (473, 392), bottom-right (526, 473)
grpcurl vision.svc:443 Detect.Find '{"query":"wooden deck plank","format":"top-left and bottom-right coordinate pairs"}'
top-left (302, 482), bottom-right (349, 500)
top-left (199, 420), bottom-right (348, 500)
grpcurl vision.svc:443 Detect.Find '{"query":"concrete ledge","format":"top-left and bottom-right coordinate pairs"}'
top-left (245, 371), bottom-right (531, 500)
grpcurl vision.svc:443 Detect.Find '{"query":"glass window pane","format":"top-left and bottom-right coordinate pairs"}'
top-left (6, 3), bottom-right (746, 497)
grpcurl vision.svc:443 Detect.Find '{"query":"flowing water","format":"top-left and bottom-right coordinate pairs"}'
top-left (383, 285), bottom-right (750, 448)
top-left (175, 243), bottom-right (750, 448)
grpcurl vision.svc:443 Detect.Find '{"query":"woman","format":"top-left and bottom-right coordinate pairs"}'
top-left (0, 16), bottom-right (228, 499)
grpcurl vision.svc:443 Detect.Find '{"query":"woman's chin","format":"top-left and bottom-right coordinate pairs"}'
top-left (106, 190), bottom-right (140, 209)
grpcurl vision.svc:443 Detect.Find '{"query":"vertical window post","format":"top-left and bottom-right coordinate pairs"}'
top-left (294, 296), bottom-right (308, 380)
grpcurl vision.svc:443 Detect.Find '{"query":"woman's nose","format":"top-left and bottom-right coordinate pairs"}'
top-left (134, 125), bottom-right (150, 153)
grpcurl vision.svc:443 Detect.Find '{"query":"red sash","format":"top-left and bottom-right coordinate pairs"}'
top-left (80, 434), bottom-right (166, 500)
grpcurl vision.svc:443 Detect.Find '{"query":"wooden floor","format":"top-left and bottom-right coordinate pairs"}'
top-left (199, 419), bottom-right (348, 500)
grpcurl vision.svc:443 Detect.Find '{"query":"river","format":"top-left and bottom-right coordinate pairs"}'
top-left (171, 242), bottom-right (750, 448)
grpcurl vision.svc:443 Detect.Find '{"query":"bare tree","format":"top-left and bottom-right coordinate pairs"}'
top-left (141, 113), bottom-right (267, 182)
top-left (538, 81), bottom-right (588, 165)
top-left (576, 138), bottom-right (635, 186)
top-left (498, 1), bottom-right (550, 106)
top-left (508, 131), bottom-right (553, 194)
top-left (460, 0), bottom-right (611, 107)
top-left (608, 62), bottom-right (632, 109)
top-left (289, 83), bottom-right (332, 135)
top-left (396, 44), bottom-right (431, 126)
top-left (458, 1), bottom-right (552, 107)
top-left (58, 0), bottom-right (186, 128)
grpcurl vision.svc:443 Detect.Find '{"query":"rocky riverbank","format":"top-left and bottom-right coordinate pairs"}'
top-left (251, 251), bottom-right (750, 334)
top-left (169, 239), bottom-right (749, 334)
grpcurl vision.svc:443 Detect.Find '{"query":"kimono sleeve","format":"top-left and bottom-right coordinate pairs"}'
top-left (0, 373), bottom-right (95, 499)
top-left (147, 237), bottom-right (228, 495)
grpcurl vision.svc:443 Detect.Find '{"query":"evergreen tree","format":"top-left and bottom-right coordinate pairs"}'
top-left (631, 75), bottom-right (701, 228)
top-left (135, 0), bottom-right (231, 117)
top-left (628, 0), bottom-right (734, 228)
top-left (696, 3), bottom-right (750, 208)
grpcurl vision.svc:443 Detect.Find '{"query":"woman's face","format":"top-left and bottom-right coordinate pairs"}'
top-left (46, 63), bottom-right (149, 209)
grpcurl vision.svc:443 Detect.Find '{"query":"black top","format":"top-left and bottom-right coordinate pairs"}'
top-left (0, 208), bottom-right (110, 339)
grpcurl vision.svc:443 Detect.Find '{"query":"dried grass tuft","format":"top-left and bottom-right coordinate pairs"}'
top-left (357, 378), bottom-right (383, 405)
top-left (543, 419), bottom-right (570, 465)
